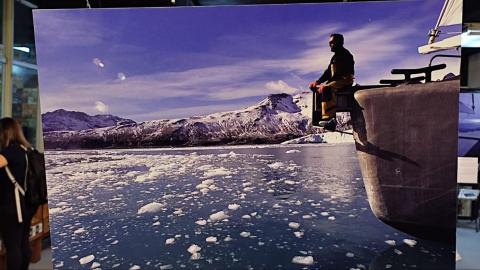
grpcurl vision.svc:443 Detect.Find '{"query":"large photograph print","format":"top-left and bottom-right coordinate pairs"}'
top-left (33, 1), bottom-right (460, 269)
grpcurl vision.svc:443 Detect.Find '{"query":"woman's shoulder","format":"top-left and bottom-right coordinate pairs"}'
top-left (1, 143), bottom-right (26, 158)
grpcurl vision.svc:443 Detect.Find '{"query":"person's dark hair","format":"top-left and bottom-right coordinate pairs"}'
top-left (330, 33), bottom-right (344, 46)
top-left (0, 117), bottom-right (31, 149)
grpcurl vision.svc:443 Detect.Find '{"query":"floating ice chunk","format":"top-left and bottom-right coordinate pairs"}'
top-left (393, 249), bottom-right (403, 255)
top-left (209, 211), bottom-right (229, 222)
top-left (173, 209), bottom-right (183, 215)
top-left (288, 222), bottom-right (300, 229)
top-left (187, 244), bottom-right (201, 254)
top-left (204, 168), bottom-right (231, 178)
top-left (242, 215), bottom-right (251, 219)
top-left (385, 265), bottom-right (392, 269)
top-left (190, 253), bottom-right (201, 260)
top-left (385, 240), bottom-right (396, 246)
top-left (55, 261), bottom-right (64, 268)
top-left (153, 221), bottom-right (161, 226)
top-left (74, 228), bottom-right (86, 234)
top-left (48, 207), bottom-right (63, 215)
top-left (346, 252), bottom-right (354, 258)
top-left (228, 204), bottom-right (240, 210)
top-left (285, 150), bottom-right (301, 154)
top-left (284, 180), bottom-right (296, 185)
top-left (159, 265), bottom-right (173, 270)
top-left (273, 203), bottom-right (282, 208)
top-left (129, 265), bottom-right (141, 270)
top-left (91, 262), bottom-right (101, 268)
top-left (268, 162), bottom-right (284, 169)
top-left (250, 212), bottom-right (257, 217)
top-left (267, 189), bottom-right (274, 193)
top-left (137, 202), bottom-right (164, 214)
top-left (165, 238), bottom-right (175, 245)
top-left (200, 188), bottom-right (209, 194)
top-left (403, 239), bottom-right (417, 247)
top-left (111, 240), bottom-right (119, 245)
top-left (79, 255), bottom-right (95, 265)
top-left (243, 187), bottom-right (253, 192)
top-left (202, 179), bottom-right (214, 185)
top-left (294, 231), bottom-right (304, 238)
top-left (196, 183), bottom-right (209, 190)
top-left (195, 219), bottom-right (207, 226)
top-left (240, 232), bottom-right (251, 237)
top-left (302, 215), bottom-right (312, 219)
top-left (291, 256), bottom-right (314, 266)
top-left (320, 212), bottom-right (329, 216)
top-left (328, 216), bottom-right (336, 221)
top-left (206, 236), bottom-right (217, 243)
top-left (224, 236), bottom-right (233, 242)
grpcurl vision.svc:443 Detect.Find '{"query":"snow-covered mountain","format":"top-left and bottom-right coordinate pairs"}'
top-left (42, 109), bottom-right (136, 132)
top-left (43, 93), bottom-right (351, 149)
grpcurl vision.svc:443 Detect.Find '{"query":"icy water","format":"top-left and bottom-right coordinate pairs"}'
top-left (45, 144), bottom-right (454, 270)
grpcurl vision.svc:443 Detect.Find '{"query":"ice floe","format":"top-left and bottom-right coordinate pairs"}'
top-left (385, 240), bottom-right (396, 246)
top-left (187, 244), bottom-right (201, 254)
top-left (291, 255), bottom-right (314, 265)
top-left (137, 202), bottom-right (164, 214)
top-left (79, 255), bottom-right (95, 265)
top-left (288, 222), bottom-right (300, 229)
top-left (74, 228), bottom-right (86, 234)
top-left (228, 203), bottom-right (240, 210)
top-left (294, 231), bottom-right (304, 238)
top-left (268, 162), bottom-right (284, 169)
top-left (209, 211), bottom-right (229, 222)
top-left (206, 236), bottom-right (218, 243)
top-left (195, 219), bottom-right (207, 226)
top-left (165, 238), bottom-right (175, 245)
top-left (403, 239), bottom-right (417, 247)
top-left (240, 232), bottom-right (251, 237)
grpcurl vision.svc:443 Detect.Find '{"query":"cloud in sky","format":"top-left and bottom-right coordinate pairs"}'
top-left (94, 101), bottom-right (109, 113)
top-left (265, 80), bottom-right (298, 94)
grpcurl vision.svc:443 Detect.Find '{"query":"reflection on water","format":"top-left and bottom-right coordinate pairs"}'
top-left (45, 144), bottom-right (453, 269)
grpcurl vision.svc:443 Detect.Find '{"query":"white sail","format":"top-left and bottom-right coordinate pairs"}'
top-left (418, 0), bottom-right (462, 54)
top-left (438, 0), bottom-right (462, 27)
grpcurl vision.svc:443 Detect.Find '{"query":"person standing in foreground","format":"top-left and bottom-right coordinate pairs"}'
top-left (0, 118), bottom-right (33, 270)
top-left (309, 33), bottom-right (355, 127)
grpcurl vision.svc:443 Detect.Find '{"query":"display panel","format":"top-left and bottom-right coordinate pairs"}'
top-left (33, 1), bottom-right (460, 269)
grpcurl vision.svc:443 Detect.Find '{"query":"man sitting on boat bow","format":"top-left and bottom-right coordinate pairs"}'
top-left (309, 33), bottom-right (355, 130)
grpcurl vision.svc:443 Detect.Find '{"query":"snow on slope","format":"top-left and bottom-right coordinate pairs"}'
top-left (44, 93), bottom-right (352, 149)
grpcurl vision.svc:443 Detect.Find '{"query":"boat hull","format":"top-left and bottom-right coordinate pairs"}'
top-left (351, 80), bottom-right (459, 242)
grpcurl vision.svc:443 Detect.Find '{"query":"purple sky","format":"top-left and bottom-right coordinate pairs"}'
top-left (33, 1), bottom-right (460, 122)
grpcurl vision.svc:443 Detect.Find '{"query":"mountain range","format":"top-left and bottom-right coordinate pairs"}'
top-left (42, 93), bottom-right (350, 149)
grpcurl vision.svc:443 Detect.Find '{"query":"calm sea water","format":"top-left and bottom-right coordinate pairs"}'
top-left (45, 144), bottom-right (454, 270)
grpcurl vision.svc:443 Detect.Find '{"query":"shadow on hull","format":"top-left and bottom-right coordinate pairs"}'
top-left (351, 80), bottom-right (458, 243)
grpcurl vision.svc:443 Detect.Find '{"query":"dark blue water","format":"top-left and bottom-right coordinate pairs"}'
top-left (45, 144), bottom-right (454, 269)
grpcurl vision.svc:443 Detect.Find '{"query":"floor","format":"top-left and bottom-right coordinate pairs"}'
top-left (457, 220), bottom-right (480, 270)
top-left (30, 245), bottom-right (53, 270)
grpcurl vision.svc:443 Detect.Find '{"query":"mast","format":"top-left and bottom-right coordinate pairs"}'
top-left (428, 0), bottom-right (449, 44)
